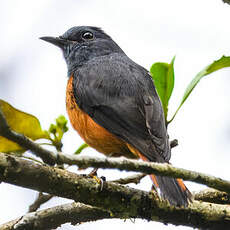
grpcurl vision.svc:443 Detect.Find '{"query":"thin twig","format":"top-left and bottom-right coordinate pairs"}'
top-left (111, 173), bottom-right (146, 185)
top-left (28, 192), bottom-right (54, 212)
top-left (170, 139), bottom-right (178, 148)
top-left (194, 188), bottom-right (230, 205)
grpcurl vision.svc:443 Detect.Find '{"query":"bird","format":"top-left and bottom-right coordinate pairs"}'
top-left (40, 26), bottom-right (191, 206)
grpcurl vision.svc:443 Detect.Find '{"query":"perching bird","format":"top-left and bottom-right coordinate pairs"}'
top-left (41, 26), bottom-right (191, 206)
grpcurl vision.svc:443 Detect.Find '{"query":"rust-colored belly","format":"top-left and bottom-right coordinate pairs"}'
top-left (66, 76), bottom-right (135, 157)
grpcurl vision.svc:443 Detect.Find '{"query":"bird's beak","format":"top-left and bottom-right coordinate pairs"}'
top-left (40, 36), bottom-right (67, 49)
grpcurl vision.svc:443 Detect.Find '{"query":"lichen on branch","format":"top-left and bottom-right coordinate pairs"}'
top-left (1, 153), bottom-right (230, 229)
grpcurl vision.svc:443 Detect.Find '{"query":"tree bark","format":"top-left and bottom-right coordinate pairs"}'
top-left (0, 202), bottom-right (114, 230)
top-left (57, 153), bottom-right (230, 194)
top-left (1, 153), bottom-right (230, 229)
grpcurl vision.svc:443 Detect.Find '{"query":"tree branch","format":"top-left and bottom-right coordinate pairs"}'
top-left (1, 107), bottom-right (230, 228)
top-left (0, 202), bottom-right (115, 230)
top-left (2, 105), bottom-right (229, 195)
top-left (1, 153), bottom-right (230, 229)
top-left (27, 173), bottom-right (146, 213)
top-left (194, 188), bottom-right (230, 205)
top-left (111, 173), bottom-right (146, 185)
top-left (28, 192), bottom-right (53, 213)
top-left (223, 0), bottom-right (230, 5)
top-left (170, 139), bottom-right (178, 148)
top-left (0, 109), bottom-right (56, 165)
top-left (57, 153), bottom-right (230, 194)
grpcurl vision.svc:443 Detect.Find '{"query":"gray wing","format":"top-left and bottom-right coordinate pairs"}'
top-left (73, 54), bottom-right (171, 162)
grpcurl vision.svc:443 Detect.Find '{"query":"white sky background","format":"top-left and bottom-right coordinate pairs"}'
top-left (0, 0), bottom-right (230, 229)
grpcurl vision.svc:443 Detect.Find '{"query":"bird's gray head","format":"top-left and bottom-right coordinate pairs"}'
top-left (40, 26), bottom-right (124, 75)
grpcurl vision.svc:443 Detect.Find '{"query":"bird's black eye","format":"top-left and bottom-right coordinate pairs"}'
top-left (82, 31), bottom-right (94, 40)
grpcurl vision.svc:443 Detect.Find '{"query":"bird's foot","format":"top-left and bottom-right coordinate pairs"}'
top-left (88, 168), bottom-right (106, 191)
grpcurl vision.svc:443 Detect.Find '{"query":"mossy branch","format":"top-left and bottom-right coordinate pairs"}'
top-left (57, 153), bottom-right (230, 194)
top-left (1, 106), bottom-right (230, 195)
top-left (194, 188), bottom-right (230, 205)
top-left (1, 107), bottom-right (230, 229)
top-left (0, 202), bottom-right (115, 230)
top-left (1, 153), bottom-right (230, 229)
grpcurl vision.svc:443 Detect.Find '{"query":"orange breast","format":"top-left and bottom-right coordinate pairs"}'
top-left (66, 76), bottom-right (135, 157)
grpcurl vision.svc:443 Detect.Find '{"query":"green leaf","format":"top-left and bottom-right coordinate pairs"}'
top-left (49, 124), bottom-right (57, 135)
top-left (56, 115), bottom-right (68, 133)
top-left (0, 99), bottom-right (49, 153)
top-left (169, 56), bottom-right (230, 123)
top-left (47, 115), bottom-right (69, 151)
top-left (48, 115), bottom-right (68, 142)
top-left (150, 57), bottom-right (175, 121)
top-left (75, 143), bottom-right (88, 155)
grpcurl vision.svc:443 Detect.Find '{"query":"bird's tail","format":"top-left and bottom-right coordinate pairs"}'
top-left (126, 144), bottom-right (191, 206)
top-left (150, 174), bottom-right (191, 207)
